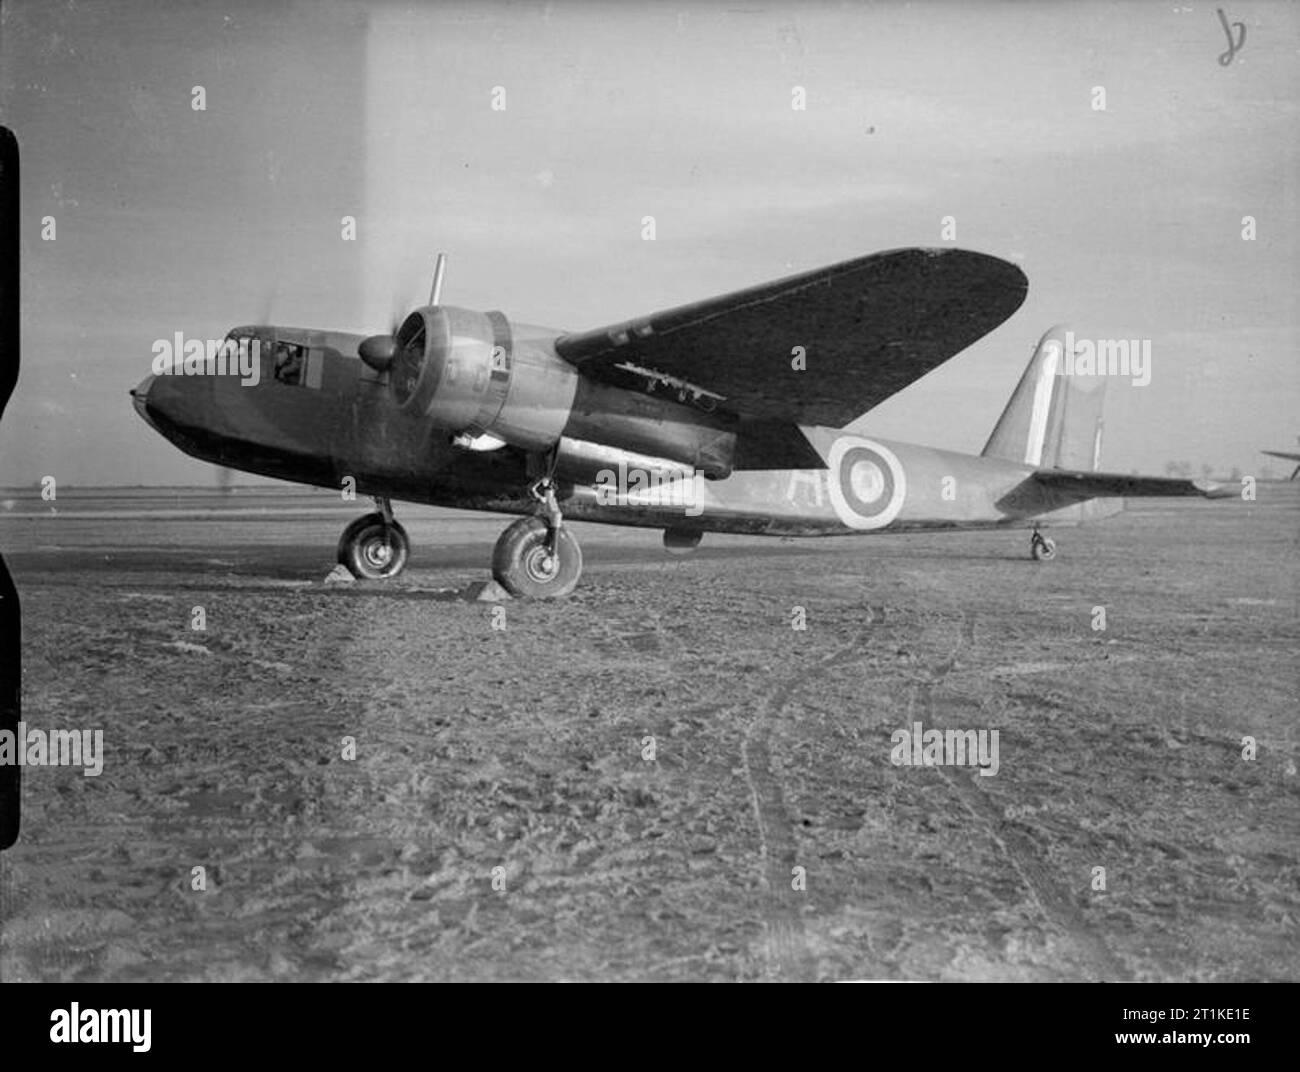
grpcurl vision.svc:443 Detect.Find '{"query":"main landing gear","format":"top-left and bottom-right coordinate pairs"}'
top-left (337, 497), bottom-right (410, 579)
top-left (335, 474), bottom-right (584, 597)
top-left (491, 474), bottom-right (583, 598)
top-left (1029, 525), bottom-right (1057, 562)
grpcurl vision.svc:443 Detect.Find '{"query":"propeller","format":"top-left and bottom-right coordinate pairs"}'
top-left (359, 253), bottom-right (447, 373)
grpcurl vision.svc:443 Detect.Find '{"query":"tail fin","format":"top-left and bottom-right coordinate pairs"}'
top-left (982, 325), bottom-right (1106, 471)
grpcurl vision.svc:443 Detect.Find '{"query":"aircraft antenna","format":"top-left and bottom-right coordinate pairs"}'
top-left (429, 253), bottom-right (448, 306)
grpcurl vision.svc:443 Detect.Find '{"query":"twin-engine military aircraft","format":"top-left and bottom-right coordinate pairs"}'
top-left (131, 248), bottom-right (1229, 597)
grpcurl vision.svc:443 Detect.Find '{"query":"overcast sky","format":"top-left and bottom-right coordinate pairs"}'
top-left (1, 0), bottom-right (1297, 486)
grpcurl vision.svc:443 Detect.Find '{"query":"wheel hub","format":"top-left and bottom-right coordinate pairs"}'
top-left (523, 543), bottom-right (558, 582)
top-left (363, 538), bottom-right (393, 569)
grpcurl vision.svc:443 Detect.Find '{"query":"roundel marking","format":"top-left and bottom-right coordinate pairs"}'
top-left (825, 436), bottom-right (906, 530)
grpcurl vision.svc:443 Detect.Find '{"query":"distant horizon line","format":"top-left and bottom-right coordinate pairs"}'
top-left (0, 483), bottom-right (315, 493)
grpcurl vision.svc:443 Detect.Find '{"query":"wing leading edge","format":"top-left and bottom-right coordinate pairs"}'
top-left (554, 248), bottom-right (1028, 428)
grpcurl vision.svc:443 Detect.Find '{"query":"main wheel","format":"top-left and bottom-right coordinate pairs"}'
top-left (338, 513), bottom-right (410, 579)
top-left (492, 516), bottom-right (583, 598)
top-left (1030, 533), bottom-right (1057, 562)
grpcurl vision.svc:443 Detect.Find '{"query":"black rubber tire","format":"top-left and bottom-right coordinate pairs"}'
top-left (337, 513), bottom-right (380, 563)
top-left (1030, 534), bottom-right (1057, 562)
top-left (338, 513), bottom-right (410, 579)
top-left (492, 516), bottom-right (583, 598)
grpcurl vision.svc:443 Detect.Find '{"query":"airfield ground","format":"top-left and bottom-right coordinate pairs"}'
top-left (0, 484), bottom-right (1296, 981)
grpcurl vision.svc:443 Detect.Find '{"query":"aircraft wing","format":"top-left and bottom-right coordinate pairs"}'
top-left (1262, 450), bottom-right (1300, 462)
top-left (1032, 469), bottom-right (1235, 498)
top-left (554, 248), bottom-right (1028, 427)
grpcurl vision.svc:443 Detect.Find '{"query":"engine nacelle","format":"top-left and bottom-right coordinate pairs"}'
top-left (390, 306), bottom-right (578, 451)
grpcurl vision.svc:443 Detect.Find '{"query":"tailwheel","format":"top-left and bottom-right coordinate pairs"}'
top-left (492, 516), bottom-right (583, 598)
top-left (338, 512), bottom-right (410, 579)
top-left (1029, 530), bottom-right (1057, 562)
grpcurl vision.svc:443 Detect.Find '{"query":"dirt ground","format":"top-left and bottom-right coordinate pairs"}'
top-left (0, 484), bottom-right (1296, 981)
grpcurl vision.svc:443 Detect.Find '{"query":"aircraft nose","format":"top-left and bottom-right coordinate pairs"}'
top-left (130, 374), bottom-right (155, 419)
top-left (129, 367), bottom-right (218, 440)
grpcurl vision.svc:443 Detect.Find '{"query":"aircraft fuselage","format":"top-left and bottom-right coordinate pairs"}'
top-left (132, 323), bottom-right (1107, 538)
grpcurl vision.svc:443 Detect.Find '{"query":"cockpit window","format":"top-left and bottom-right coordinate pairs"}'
top-left (274, 341), bottom-right (306, 386)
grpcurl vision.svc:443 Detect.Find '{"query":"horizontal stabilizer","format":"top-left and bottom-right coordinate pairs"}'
top-left (1032, 469), bottom-right (1234, 499)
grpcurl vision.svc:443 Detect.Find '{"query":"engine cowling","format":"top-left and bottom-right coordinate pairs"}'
top-left (389, 306), bottom-right (578, 451)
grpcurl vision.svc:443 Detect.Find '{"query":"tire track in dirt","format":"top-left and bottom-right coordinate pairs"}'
top-left (939, 767), bottom-right (1131, 980)
top-left (740, 603), bottom-right (886, 982)
top-left (906, 602), bottom-right (1131, 981)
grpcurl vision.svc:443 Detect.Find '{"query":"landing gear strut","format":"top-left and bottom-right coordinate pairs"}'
top-left (338, 497), bottom-right (410, 579)
top-left (1029, 526), bottom-right (1057, 562)
top-left (491, 470), bottom-right (584, 598)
